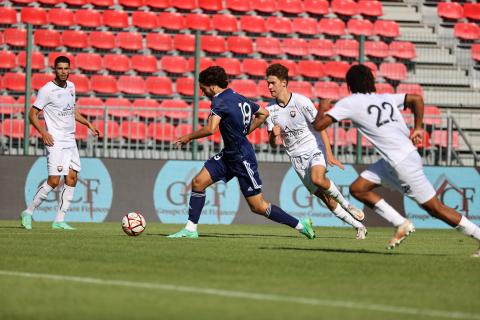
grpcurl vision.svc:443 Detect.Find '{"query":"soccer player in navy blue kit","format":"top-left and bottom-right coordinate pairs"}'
top-left (167, 66), bottom-right (315, 239)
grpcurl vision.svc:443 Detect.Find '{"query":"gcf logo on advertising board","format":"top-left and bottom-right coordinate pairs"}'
top-left (279, 165), bottom-right (363, 227)
top-left (404, 167), bottom-right (480, 228)
top-left (153, 161), bottom-right (241, 224)
top-left (24, 157), bottom-right (113, 222)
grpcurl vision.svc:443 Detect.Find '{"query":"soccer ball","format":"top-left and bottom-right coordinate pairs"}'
top-left (121, 212), bottom-right (146, 236)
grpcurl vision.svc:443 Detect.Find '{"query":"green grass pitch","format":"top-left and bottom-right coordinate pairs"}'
top-left (0, 220), bottom-right (479, 320)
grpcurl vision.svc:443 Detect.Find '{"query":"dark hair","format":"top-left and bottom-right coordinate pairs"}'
top-left (346, 64), bottom-right (376, 94)
top-left (266, 63), bottom-right (289, 83)
top-left (54, 55), bottom-right (71, 67)
top-left (199, 66), bottom-right (228, 88)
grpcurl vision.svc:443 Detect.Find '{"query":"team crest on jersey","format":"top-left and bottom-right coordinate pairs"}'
top-left (290, 110), bottom-right (296, 118)
top-left (57, 166), bottom-right (63, 172)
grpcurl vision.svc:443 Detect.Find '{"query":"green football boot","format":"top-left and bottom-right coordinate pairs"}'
top-left (166, 228), bottom-right (199, 238)
top-left (20, 211), bottom-right (32, 230)
top-left (299, 217), bottom-right (315, 239)
top-left (52, 221), bottom-right (76, 230)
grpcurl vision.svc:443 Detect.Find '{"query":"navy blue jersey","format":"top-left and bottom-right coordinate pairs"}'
top-left (210, 88), bottom-right (260, 160)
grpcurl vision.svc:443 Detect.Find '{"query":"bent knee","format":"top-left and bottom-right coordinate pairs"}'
top-left (249, 202), bottom-right (269, 215)
top-left (191, 177), bottom-right (206, 191)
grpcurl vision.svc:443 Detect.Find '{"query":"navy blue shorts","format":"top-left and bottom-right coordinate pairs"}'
top-left (204, 151), bottom-right (262, 197)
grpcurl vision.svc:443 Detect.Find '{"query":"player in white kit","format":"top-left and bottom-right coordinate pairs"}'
top-left (20, 56), bottom-right (99, 230)
top-left (314, 64), bottom-right (480, 256)
top-left (265, 64), bottom-right (367, 239)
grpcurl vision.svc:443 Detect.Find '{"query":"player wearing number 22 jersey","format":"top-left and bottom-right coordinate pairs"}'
top-left (168, 66), bottom-right (315, 239)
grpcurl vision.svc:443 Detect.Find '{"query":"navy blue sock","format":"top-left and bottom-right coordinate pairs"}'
top-left (266, 204), bottom-right (299, 229)
top-left (188, 190), bottom-right (206, 224)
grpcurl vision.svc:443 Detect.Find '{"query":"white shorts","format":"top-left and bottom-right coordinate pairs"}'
top-left (46, 146), bottom-right (81, 176)
top-left (290, 149), bottom-right (327, 194)
top-left (360, 151), bottom-right (436, 204)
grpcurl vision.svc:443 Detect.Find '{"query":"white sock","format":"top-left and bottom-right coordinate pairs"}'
top-left (374, 199), bottom-right (406, 227)
top-left (26, 182), bottom-right (53, 214)
top-left (295, 222), bottom-right (304, 230)
top-left (456, 216), bottom-right (480, 241)
top-left (333, 204), bottom-right (364, 229)
top-left (324, 181), bottom-right (350, 209)
top-left (55, 185), bottom-right (75, 222)
top-left (185, 220), bottom-right (197, 232)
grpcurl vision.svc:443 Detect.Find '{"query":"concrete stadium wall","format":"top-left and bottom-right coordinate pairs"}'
top-left (1, 156), bottom-right (479, 228)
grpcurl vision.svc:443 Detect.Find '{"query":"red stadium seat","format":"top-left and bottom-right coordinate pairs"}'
top-left (48, 8), bottom-right (74, 27)
top-left (365, 40), bottom-right (389, 59)
top-left (131, 55), bottom-right (157, 73)
top-left (133, 99), bottom-right (160, 119)
top-left (389, 41), bottom-right (416, 60)
top-left (282, 38), bottom-right (308, 56)
top-left (91, 75), bottom-right (117, 94)
top-left (104, 54), bottom-right (130, 73)
top-left (21, 7), bottom-right (47, 25)
top-left (48, 52), bottom-right (75, 69)
top-left (121, 121), bottom-right (147, 141)
top-left (105, 98), bottom-right (133, 118)
top-left (176, 77), bottom-right (195, 96)
top-left (297, 60), bottom-right (325, 79)
top-left (380, 63), bottom-right (407, 81)
top-left (69, 74), bottom-right (90, 94)
top-left (266, 16), bottom-right (293, 35)
top-left (117, 32), bottom-right (143, 51)
top-left (158, 12), bottom-right (186, 31)
top-left (76, 53), bottom-right (102, 72)
top-left (161, 100), bottom-right (190, 120)
top-left (90, 31), bottom-right (116, 50)
top-left (258, 80), bottom-right (271, 98)
top-left (230, 80), bottom-right (258, 98)
top-left (0, 7), bottom-right (17, 25)
top-left (0, 96), bottom-right (21, 115)
top-left (464, 3), bottom-right (480, 21)
top-left (187, 57), bottom-right (214, 72)
top-left (373, 20), bottom-right (400, 38)
top-left (34, 29), bottom-right (61, 48)
top-left (197, 100), bottom-right (211, 120)
top-left (318, 18), bottom-right (346, 37)
top-left (17, 52), bottom-right (44, 70)
top-left (271, 59), bottom-right (297, 76)
top-left (396, 83), bottom-right (424, 97)
top-left (161, 56), bottom-right (188, 74)
top-left (212, 14), bottom-right (238, 33)
top-left (252, 0), bottom-right (277, 14)
top-left (186, 13), bottom-right (211, 31)
top-left (148, 122), bottom-right (175, 142)
top-left (375, 82), bottom-right (394, 94)
top-left (1, 119), bottom-right (24, 139)
top-left (243, 58), bottom-right (268, 77)
top-left (256, 37), bottom-right (281, 56)
top-left (201, 35), bottom-right (226, 54)
top-left (424, 106), bottom-right (442, 126)
top-left (146, 33), bottom-right (172, 52)
top-left (62, 30), bottom-right (88, 49)
top-left (64, 0), bottom-right (88, 5)
top-left (308, 39), bottom-right (335, 58)
top-left (132, 11), bottom-right (157, 30)
top-left (248, 127), bottom-right (269, 145)
top-left (437, 2), bottom-right (463, 21)
top-left (0, 51), bottom-right (16, 70)
top-left (75, 9), bottom-right (102, 28)
top-left (347, 19), bottom-right (374, 37)
top-left (472, 44), bottom-right (480, 62)
top-left (226, 0), bottom-right (251, 12)
top-left (278, 0), bottom-right (303, 15)
top-left (338, 83), bottom-right (350, 98)
top-left (303, 0), bottom-right (329, 16)
top-left (90, 0), bottom-right (114, 7)
top-left (92, 120), bottom-right (120, 139)
top-left (315, 81), bottom-right (340, 100)
top-left (146, 76), bottom-right (173, 96)
top-left (103, 10), bottom-right (129, 29)
top-left (227, 36), bottom-right (254, 55)
top-left (240, 16), bottom-right (266, 34)
top-left (324, 61), bottom-right (350, 79)
top-left (199, 0), bottom-right (223, 11)
top-left (145, 0), bottom-right (169, 10)
top-left (3, 73), bottom-right (25, 91)
top-left (173, 34), bottom-right (195, 53)
top-left (32, 73), bottom-right (54, 90)
top-left (4, 29), bottom-right (26, 47)
top-left (119, 0), bottom-right (144, 8)
top-left (118, 76), bottom-right (146, 95)
top-left (335, 39), bottom-right (359, 59)
top-left (331, 0), bottom-right (358, 17)
top-left (215, 57), bottom-right (241, 76)
top-left (17, 95), bottom-right (36, 110)
top-left (432, 130), bottom-right (459, 149)
top-left (454, 23), bottom-right (480, 41)
top-left (358, 0), bottom-right (383, 18)
top-left (293, 17), bottom-right (318, 36)
top-left (347, 128), bottom-right (373, 147)
top-left (172, 0), bottom-right (196, 11)
top-left (289, 81), bottom-right (313, 99)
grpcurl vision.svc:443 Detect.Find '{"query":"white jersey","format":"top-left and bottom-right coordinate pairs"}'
top-left (33, 80), bottom-right (76, 147)
top-left (327, 93), bottom-right (416, 165)
top-left (266, 93), bottom-right (325, 157)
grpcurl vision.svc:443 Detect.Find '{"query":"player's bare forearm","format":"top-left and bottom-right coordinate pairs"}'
top-left (29, 108), bottom-right (47, 136)
top-left (248, 107), bottom-right (269, 134)
top-left (74, 109), bottom-right (91, 127)
top-left (268, 131), bottom-right (278, 148)
top-left (313, 99), bottom-right (334, 131)
top-left (176, 114), bottom-right (220, 146)
top-left (406, 94), bottom-right (424, 129)
top-left (320, 130), bottom-right (333, 156)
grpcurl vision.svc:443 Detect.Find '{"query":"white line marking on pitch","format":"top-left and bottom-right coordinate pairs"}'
top-left (0, 270), bottom-right (478, 320)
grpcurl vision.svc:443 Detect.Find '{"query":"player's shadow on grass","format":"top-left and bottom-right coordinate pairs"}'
top-left (0, 226), bottom-right (24, 229)
top-left (145, 233), bottom-right (299, 239)
top-left (259, 246), bottom-right (447, 256)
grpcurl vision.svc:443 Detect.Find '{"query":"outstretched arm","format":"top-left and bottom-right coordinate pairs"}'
top-left (405, 94), bottom-right (424, 146)
top-left (247, 106), bottom-right (269, 134)
top-left (75, 109), bottom-right (99, 136)
top-left (175, 114), bottom-right (221, 147)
